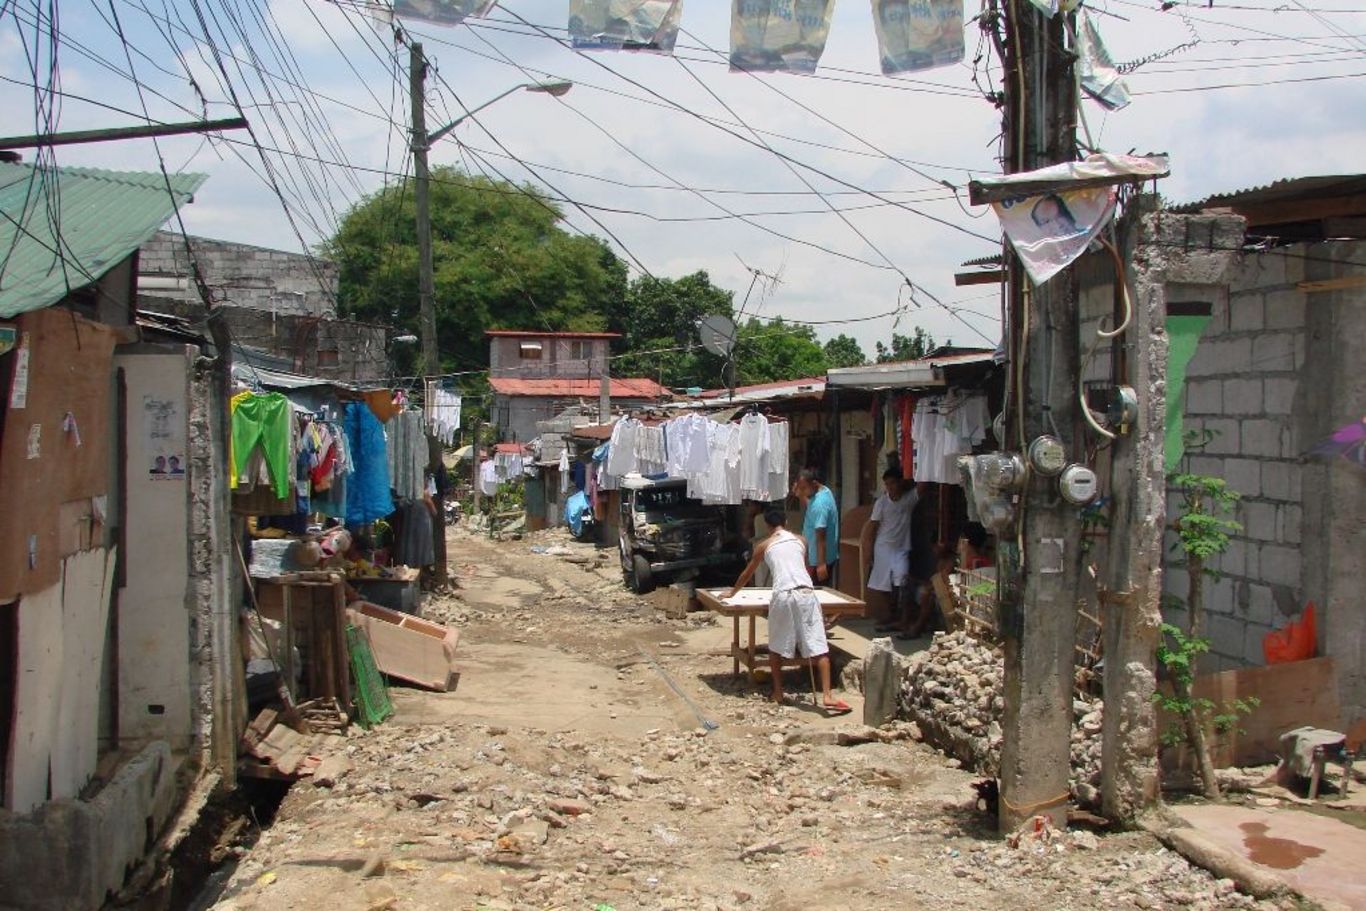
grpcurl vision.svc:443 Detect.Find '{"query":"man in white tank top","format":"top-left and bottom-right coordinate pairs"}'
top-left (724, 508), bottom-right (852, 713)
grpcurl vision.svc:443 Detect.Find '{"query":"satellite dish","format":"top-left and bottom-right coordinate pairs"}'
top-left (698, 314), bottom-right (737, 358)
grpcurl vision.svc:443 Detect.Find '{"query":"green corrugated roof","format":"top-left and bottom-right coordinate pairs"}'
top-left (0, 162), bottom-right (207, 318)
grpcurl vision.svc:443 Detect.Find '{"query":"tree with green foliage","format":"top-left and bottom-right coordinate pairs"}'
top-left (323, 168), bottom-right (627, 378)
top-left (823, 333), bottom-right (867, 369)
top-left (875, 326), bottom-right (938, 363)
top-left (606, 271), bottom-right (735, 391)
top-left (734, 317), bottom-right (829, 386)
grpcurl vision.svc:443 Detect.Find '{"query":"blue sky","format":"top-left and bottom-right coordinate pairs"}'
top-left (3, 0), bottom-right (1364, 358)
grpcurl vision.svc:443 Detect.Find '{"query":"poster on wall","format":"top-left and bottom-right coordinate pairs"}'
top-left (143, 395), bottom-right (186, 480)
top-left (871, 0), bottom-right (964, 75)
top-left (569, 0), bottom-right (684, 51)
top-left (992, 186), bottom-right (1117, 285)
top-left (390, 0), bottom-right (497, 26)
top-left (730, 0), bottom-right (836, 73)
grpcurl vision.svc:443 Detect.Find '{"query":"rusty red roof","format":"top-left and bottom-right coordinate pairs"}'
top-left (488, 377), bottom-right (671, 399)
top-left (484, 330), bottom-right (621, 339)
top-left (494, 442), bottom-right (529, 454)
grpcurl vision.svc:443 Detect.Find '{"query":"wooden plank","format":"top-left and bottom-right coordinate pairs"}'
top-left (11, 580), bottom-right (64, 812)
top-left (51, 548), bottom-right (115, 799)
top-left (1159, 656), bottom-right (1341, 769)
top-left (1297, 275), bottom-right (1366, 293)
top-left (346, 602), bottom-right (460, 691)
top-left (955, 269), bottom-right (1006, 286)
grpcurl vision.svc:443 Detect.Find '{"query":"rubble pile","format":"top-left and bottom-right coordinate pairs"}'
top-left (899, 630), bottom-right (1103, 801)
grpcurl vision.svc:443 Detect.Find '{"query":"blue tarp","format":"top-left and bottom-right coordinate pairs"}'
top-left (564, 490), bottom-right (590, 537)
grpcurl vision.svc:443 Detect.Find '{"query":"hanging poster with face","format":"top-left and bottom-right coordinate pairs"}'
top-left (992, 186), bottom-right (1116, 285)
top-left (730, 0), bottom-right (836, 74)
top-left (872, 0), bottom-right (964, 75)
top-left (143, 395), bottom-right (186, 481)
top-left (569, 0), bottom-right (684, 52)
top-left (391, 0), bottom-right (497, 27)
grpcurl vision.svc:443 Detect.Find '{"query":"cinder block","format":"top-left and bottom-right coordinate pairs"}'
top-left (1188, 338), bottom-right (1252, 377)
top-left (1202, 418), bottom-right (1240, 454)
top-left (1240, 419), bottom-right (1283, 458)
top-left (1264, 289), bottom-right (1307, 330)
top-left (1208, 576), bottom-right (1237, 616)
top-left (1165, 566), bottom-right (1190, 600)
top-left (1221, 458), bottom-right (1260, 497)
top-left (1231, 254), bottom-right (1283, 292)
top-left (1222, 378), bottom-right (1262, 415)
top-left (1251, 333), bottom-right (1295, 371)
top-left (1245, 583), bottom-right (1275, 626)
top-left (1187, 455), bottom-right (1222, 478)
top-left (1208, 614), bottom-right (1246, 659)
top-left (1241, 501), bottom-right (1277, 541)
top-left (1262, 378), bottom-right (1296, 415)
top-left (1243, 623), bottom-right (1272, 666)
top-left (1220, 539), bottom-right (1248, 578)
top-left (1277, 504), bottom-right (1301, 545)
top-left (1185, 380), bottom-right (1222, 414)
top-left (1227, 294), bottom-right (1264, 332)
top-left (1259, 461), bottom-right (1299, 501)
top-left (1259, 544), bottom-right (1301, 587)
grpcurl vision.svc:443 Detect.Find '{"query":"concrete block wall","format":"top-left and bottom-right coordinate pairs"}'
top-left (1166, 250), bottom-right (1309, 672)
top-left (139, 231), bottom-right (338, 319)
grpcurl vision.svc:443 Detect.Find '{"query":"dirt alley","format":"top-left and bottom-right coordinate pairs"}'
top-left (208, 525), bottom-right (1297, 911)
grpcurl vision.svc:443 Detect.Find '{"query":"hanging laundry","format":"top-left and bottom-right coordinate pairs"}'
top-left (387, 411), bottom-right (427, 501)
top-left (391, 0), bottom-right (496, 26)
top-left (738, 412), bottom-right (772, 500)
top-left (636, 424), bottom-right (668, 476)
top-left (479, 458), bottom-right (499, 497)
top-left (993, 186), bottom-right (1117, 285)
top-left (569, 0), bottom-right (683, 51)
top-left (767, 419), bottom-right (790, 502)
top-left (1077, 12), bottom-right (1131, 111)
top-left (665, 412), bottom-right (711, 477)
top-left (871, 0), bottom-right (964, 75)
top-left (230, 391), bottom-right (293, 499)
top-left (730, 0), bottom-right (835, 74)
top-left (606, 417), bottom-right (641, 477)
top-left (344, 401), bottom-right (395, 525)
top-left (425, 383), bottom-right (462, 445)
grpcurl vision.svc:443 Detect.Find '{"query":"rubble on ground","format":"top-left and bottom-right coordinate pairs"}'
top-left (899, 629), bottom-right (1103, 804)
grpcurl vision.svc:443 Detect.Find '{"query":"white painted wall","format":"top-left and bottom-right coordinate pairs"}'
top-left (114, 351), bottom-right (194, 750)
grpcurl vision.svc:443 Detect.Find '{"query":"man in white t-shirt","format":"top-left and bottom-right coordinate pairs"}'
top-left (866, 469), bottom-right (918, 633)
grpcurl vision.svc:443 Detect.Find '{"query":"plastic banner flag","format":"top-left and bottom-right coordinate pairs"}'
top-left (1164, 313), bottom-right (1211, 471)
top-left (569, 1), bottom-right (684, 51)
top-left (872, 0), bottom-right (964, 75)
top-left (730, 0), bottom-right (836, 74)
top-left (391, 0), bottom-right (497, 27)
top-left (1076, 12), bottom-right (1131, 111)
top-left (992, 186), bottom-right (1116, 285)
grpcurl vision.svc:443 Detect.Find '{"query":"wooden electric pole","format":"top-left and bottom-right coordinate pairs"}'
top-left (410, 42), bottom-right (449, 586)
top-left (996, 5), bottom-right (1084, 833)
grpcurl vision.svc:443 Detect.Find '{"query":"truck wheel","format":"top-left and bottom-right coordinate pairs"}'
top-left (631, 554), bottom-right (656, 594)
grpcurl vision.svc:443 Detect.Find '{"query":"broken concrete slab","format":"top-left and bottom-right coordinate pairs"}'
top-left (862, 636), bottom-right (898, 727)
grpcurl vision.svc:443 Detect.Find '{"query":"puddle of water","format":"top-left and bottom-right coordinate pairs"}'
top-left (1239, 821), bottom-right (1326, 869)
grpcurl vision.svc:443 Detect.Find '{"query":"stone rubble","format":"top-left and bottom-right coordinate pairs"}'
top-left (898, 629), bottom-right (1103, 805)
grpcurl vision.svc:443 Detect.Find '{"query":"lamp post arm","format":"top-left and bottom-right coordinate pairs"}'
top-left (425, 84), bottom-right (525, 147)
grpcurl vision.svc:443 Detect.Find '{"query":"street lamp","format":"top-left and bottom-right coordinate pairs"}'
top-left (408, 41), bottom-right (572, 584)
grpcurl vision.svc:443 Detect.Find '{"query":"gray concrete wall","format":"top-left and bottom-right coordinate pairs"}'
top-left (139, 231), bottom-right (337, 318)
top-left (488, 335), bottom-right (609, 379)
top-left (0, 741), bottom-right (178, 911)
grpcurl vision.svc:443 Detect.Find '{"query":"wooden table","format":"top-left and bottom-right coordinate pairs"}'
top-left (695, 587), bottom-right (866, 680)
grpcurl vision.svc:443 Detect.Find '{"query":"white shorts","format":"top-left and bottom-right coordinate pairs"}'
top-left (867, 545), bottom-right (910, 592)
top-left (768, 588), bottom-right (828, 659)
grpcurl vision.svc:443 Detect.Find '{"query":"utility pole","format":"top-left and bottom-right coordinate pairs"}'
top-left (996, 5), bottom-right (1083, 833)
top-left (410, 42), bottom-right (448, 586)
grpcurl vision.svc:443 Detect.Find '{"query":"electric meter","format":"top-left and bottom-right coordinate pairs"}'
top-left (980, 452), bottom-right (1026, 492)
top-left (1027, 435), bottom-right (1066, 476)
top-left (1059, 464), bottom-right (1098, 505)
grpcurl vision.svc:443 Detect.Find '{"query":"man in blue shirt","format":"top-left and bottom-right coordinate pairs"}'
top-left (794, 468), bottom-right (839, 585)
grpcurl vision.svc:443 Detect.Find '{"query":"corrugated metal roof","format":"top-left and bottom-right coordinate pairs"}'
top-left (0, 163), bottom-right (206, 318)
top-left (1170, 174), bottom-right (1366, 217)
top-left (488, 376), bottom-right (670, 398)
top-left (485, 329), bottom-right (620, 339)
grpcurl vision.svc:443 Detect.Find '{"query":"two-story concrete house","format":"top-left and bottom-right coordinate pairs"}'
top-left (486, 330), bottom-right (669, 443)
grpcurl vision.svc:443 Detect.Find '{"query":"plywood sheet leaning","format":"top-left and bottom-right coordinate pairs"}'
top-left (345, 601), bottom-right (460, 692)
top-left (51, 547), bottom-right (116, 799)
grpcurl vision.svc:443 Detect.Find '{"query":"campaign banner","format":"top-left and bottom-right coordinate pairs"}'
top-left (391, 0), bottom-right (497, 27)
top-left (872, 0), bottom-right (964, 75)
top-left (569, 1), bottom-right (684, 52)
top-left (993, 186), bottom-right (1116, 285)
top-left (730, 0), bottom-right (836, 74)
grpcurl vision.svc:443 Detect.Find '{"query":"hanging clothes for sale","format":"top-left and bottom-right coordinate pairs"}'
top-left (344, 401), bottom-right (394, 525)
top-left (230, 391), bottom-right (294, 499)
top-left (737, 411), bottom-right (771, 500)
top-left (392, 498), bottom-right (435, 568)
top-left (665, 412), bottom-right (711, 477)
top-left (606, 417), bottom-right (641, 477)
top-left (559, 449), bottom-right (571, 493)
top-left (387, 410), bottom-right (427, 501)
top-left (767, 419), bottom-right (790, 502)
top-left (912, 391), bottom-right (989, 484)
top-left (636, 423), bottom-right (667, 476)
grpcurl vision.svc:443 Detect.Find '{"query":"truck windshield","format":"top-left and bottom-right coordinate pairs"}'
top-left (636, 486), bottom-right (686, 510)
